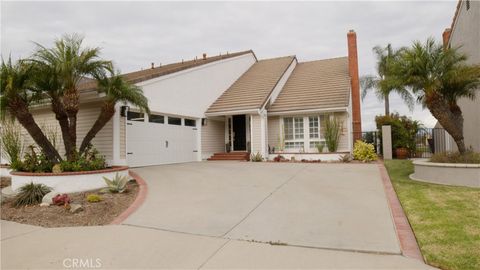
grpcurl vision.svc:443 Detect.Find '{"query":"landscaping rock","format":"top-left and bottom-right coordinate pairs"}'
top-left (42, 191), bottom-right (60, 205)
top-left (1, 186), bottom-right (17, 203)
top-left (40, 202), bottom-right (50, 207)
top-left (69, 203), bottom-right (83, 214)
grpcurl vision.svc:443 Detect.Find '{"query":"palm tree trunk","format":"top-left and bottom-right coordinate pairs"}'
top-left (384, 94), bottom-right (390, 115)
top-left (9, 98), bottom-right (62, 162)
top-left (63, 88), bottom-right (80, 161)
top-left (426, 93), bottom-right (466, 153)
top-left (51, 98), bottom-right (75, 159)
top-left (79, 101), bottom-right (116, 155)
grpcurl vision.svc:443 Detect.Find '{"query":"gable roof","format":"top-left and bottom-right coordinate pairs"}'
top-left (268, 57), bottom-right (350, 113)
top-left (206, 56), bottom-right (295, 114)
top-left (78, 50), bottom-right (255, 91)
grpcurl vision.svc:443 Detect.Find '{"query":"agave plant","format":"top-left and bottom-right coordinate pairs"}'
top-left (14, 182), bottom-right (51, 207)
top-left (103, 173), bottom-right (129, 193)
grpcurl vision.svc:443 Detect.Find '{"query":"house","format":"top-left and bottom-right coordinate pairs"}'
top-left (436, 0), bottom-right (480, 152)
top-left (5, 30), bottom-right (362, 167)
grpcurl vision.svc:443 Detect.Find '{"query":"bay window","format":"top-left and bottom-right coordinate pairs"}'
top-left (283, 115), bottom-right (327, 152)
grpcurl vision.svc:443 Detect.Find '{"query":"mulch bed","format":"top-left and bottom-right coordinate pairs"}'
top-left (1, 180), bottom-right (139, 227)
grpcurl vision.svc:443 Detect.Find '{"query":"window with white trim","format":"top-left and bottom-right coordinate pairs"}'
top-left (283, 117), bottom-right (304, 150)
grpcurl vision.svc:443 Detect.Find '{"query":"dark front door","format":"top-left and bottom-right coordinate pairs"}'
top-left (232, 115), bottom-right (246, 151)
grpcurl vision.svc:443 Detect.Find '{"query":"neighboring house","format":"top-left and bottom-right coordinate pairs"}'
top-left (4, 30), bottom-right (362, 167)
top-left (437, 0), bottom-right (480, 152)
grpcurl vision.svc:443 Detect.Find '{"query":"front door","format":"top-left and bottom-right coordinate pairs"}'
top-left (232, 115), bottom-right (246, 151)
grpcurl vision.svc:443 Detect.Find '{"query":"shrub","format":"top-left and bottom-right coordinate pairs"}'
top-left (353, 140), bottom-right (378, 162)
top-left (60, 147), bottom-right (106, 172)
top-left (103, 173), bottom-right (129, 193)
top-left (273, 154), bottom-right (285, 162)
top-left (52, 194), bottom-right (71, 206)
top-left (86, 194), bottom-right (102, 203)
top-left (14, 183), bottom-right (51, 207)
top-left (324, 117), bottom-right (342, 152)
top-left (250, 152), bottom-right (263, 162)
top-left (0, 121), bottom-right (24, 166)
top-left (375, 113), bottom-right (421, 155)
top-left (18, 145), bottom-right (54, 173)
top-left (430, 151), bottom-right (480, 164)
top-left (315, 142), bottom-right (325, 153)
top-left (339, 154), bottom-right (352, 163)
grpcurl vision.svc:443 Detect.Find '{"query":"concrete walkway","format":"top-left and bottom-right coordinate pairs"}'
top-left (1, 162), bottom-right (435, 269)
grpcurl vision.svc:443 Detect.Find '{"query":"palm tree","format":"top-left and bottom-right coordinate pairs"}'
top-left (79, 72), bottom-right (150, 154)
top-left (0, 58), bottom-right (61, 162)
top-left (31, 34), bottom-right (112, 161)
top-left (392, 38), bottom-right (480, 153)
top-left (361, 44), bottom-right (414, 115)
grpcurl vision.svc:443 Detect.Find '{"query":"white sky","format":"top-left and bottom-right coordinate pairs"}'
top-left (1, 0), bottom-right (459, 130)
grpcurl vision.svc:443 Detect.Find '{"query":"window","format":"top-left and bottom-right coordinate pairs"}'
top-left (309, 116), bottom-right (319, 139)
top-left (184, 119), bottom-right (196, 127)
top-left (168, 116), bottom-right (181, 125)
top-left (127, 111), bottom-right (144, 122)
top-left (283, 117), bottom-right (304, 150)
top-left (149, 114), bottom-right (164, 124)
top-left (285, 142), bottom-right (304, 149)
top-left (284, 118), bottom-right (294, 140)
top-left (294, 117), bottom-right (304, 139)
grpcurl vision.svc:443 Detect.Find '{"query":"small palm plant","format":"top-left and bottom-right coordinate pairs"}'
top-left (391, 38), bottom-right (480, 153)
top-left (14, 182), bottom-right (51, 207)
top-left (103, 173), bottom-right (129, 193)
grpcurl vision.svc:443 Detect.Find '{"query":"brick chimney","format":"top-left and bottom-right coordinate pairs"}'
top-left (442, 28), bottom-right (451, 48)
top-left (347, 30), bottom-right (362, 141)
top-left (203, 53), bottom-right (207, 60)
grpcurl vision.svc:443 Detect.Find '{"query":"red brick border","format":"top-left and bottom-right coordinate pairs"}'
top-left (10, 166), bottom-right (129, 176)
top-left (378, 160), bottom-right (424, 262)
top-left (110, 171), bottom-right (148, 225)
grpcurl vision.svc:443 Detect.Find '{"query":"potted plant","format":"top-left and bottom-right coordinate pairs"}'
top-left (394, 138), bottom-right (409, 159)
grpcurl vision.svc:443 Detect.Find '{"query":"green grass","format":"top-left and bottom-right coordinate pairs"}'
top-left (384, 160), bottom-right (480, 270)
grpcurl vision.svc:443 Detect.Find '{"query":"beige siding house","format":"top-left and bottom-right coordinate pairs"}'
top-left (438, 0), bottom-right (480, 152)
top-left (3, 30), bottom-right (362, 166)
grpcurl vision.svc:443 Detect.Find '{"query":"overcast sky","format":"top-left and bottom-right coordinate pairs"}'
top-left (1, 0), bottom-right (458, 130)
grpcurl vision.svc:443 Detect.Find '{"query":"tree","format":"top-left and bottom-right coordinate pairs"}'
top-left (392, 38), bottom-right (480, 153)
top-left (0, 58), bottom-right (61, 162)
top-left (30, 34), bottom-right (112, 161)
top-left (79, 72), bottom-right (150, 154)
top-left (361, 44), bottom-right (414, 115)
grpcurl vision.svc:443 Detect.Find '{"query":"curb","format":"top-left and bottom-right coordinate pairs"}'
top-left (110, 171), bottom-right (148, 225)
top-left (377, 160), bottom-right (424, 262)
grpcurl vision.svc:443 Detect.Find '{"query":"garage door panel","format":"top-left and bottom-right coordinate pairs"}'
top-left (127, 121), bottom-right (197, 167)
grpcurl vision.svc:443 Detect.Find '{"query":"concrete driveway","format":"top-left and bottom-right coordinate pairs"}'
top-left (2, 162), bottom-right (435, 269)
top-left (125, 162), bottom-right (399, 254)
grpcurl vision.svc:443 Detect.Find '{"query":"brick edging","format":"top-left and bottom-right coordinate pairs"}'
top-left (377, 160), bottom-right (424, 262)
top-left (110, 171), bottom-right (148, 225)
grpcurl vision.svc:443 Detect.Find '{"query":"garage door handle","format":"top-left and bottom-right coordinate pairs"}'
top-left (127, 152), bottom-right (133, 155)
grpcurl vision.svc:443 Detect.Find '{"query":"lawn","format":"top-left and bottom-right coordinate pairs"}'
top-left (384, 160), bottom-right (479, 270)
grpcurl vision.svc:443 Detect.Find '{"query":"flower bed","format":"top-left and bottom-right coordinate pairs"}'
top-left (10, 166), bottom-right (129, 193)
top-left (410, 160), bottom-right (480, 188)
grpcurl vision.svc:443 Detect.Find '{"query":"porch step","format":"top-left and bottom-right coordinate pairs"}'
top-left (207, 152), bottom-right (250, 161)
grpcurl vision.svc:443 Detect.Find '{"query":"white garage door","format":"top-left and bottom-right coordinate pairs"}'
top-left (127, 116), bottom-right (198, 167)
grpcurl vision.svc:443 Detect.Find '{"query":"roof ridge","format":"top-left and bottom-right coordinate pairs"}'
top-left (257, 55), bottom-right (296, 62)
top-left (298, 56), bottom-right (348, 64)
